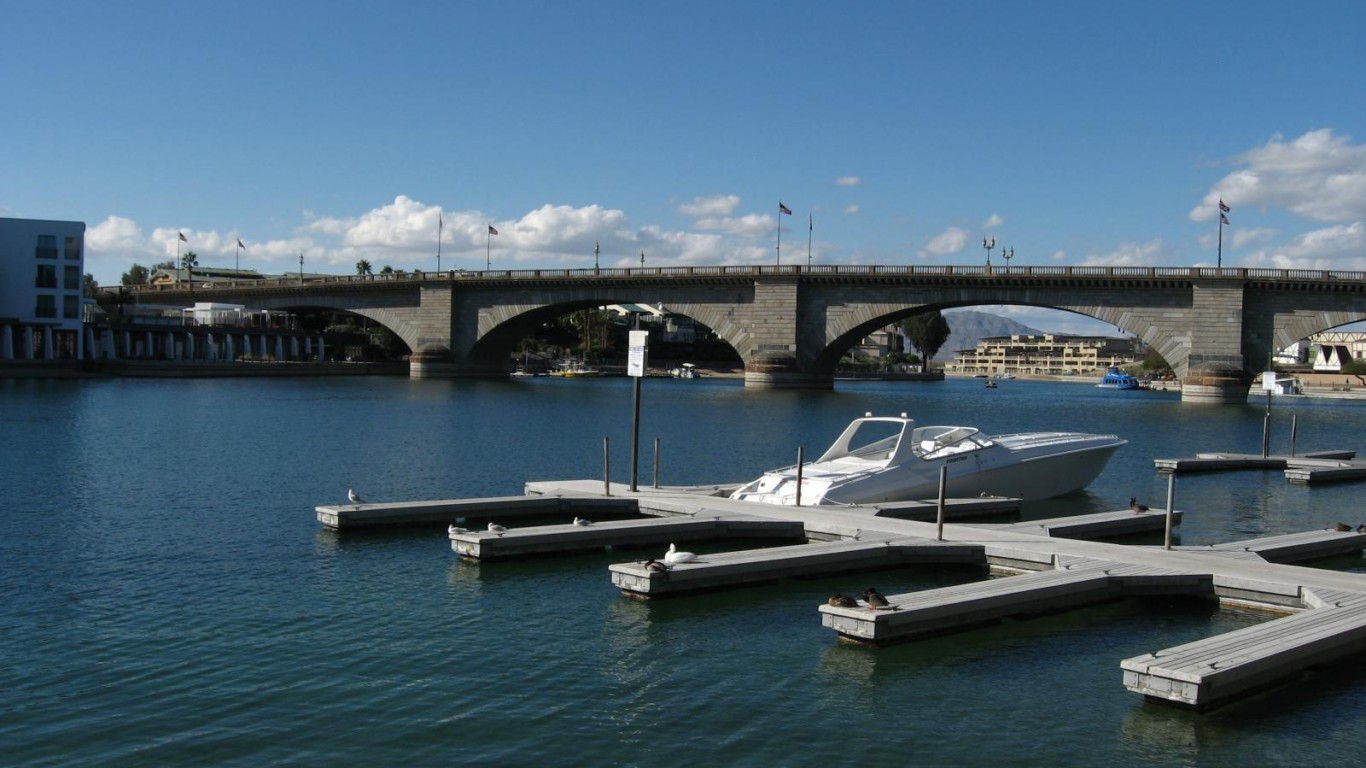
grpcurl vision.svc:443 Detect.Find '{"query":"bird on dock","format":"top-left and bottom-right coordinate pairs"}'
top-left (447, 524), bottom-right (468, 536)
top-left (664, 543), bottom-right (698, 564)
top-left (488, 522), bottom-right (507, 535)
top-left (1129, 497), bottom-right (1149, 513)
top-left (863, 587), bottom-right (890, 610)
top-left (347, 488), bottom-right (364, 507)
top-left (1334, 522), bottom-right (1352, 532)
top-left (573, 516), bottom-right (593, 526)
top-left (828, 594), bottom-right (859, 608)
top-left (643, 559), bottom-right (668, 573)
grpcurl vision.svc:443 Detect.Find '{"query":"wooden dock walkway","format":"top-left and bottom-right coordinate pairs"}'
top-left (1154, 449), bottom-right (1356, 475)
top-left (318, 477), bottom-right (1366, 710)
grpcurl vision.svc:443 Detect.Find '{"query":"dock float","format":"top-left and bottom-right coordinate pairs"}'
top-left (819, 559), bottom-right (1209, 646)
top-left (610, 538), bottom-right (983, 597)
top-left (1154, 449), bottom-right (1355, 474)
top-left (317, 494), bottom-right (640, 530)
top-left (985, 508), bottom-right (1180, 540)
top-left (1284, 457), bottom-right (1366, 485)
top-left (1122, 588), bottom-right (1366, 710)
top-left (449, 513), bottom-right (805, 560)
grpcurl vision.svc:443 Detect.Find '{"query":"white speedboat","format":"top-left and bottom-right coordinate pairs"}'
top-left (729, 413), bottom-right (1125, 505)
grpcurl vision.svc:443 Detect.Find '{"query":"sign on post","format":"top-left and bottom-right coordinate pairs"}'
top-left (1262, 371), bottom-right (1277, 392)
top-left (627, 330), bottom-right (648, 378)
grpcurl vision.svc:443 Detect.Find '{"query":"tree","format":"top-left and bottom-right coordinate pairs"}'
top-left (900, 310), bottom-right (951, 364)
top-left (83, 273), bottom-right (99, 298)
top-left (356, 259), bottom-right (373, 276)
top-left (379, 265), bottom-right (394, 275)
top-left (122, 264), bottom-right (150, 285)
top-left (180, 252), bottom-right (198, 270)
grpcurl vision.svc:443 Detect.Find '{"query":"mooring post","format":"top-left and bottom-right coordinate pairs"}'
top-left (653, 437), bottom-right (660, 489)
top-left (603, 436), bottom-right (610, 496)
top-left (795, 446), bottom-right (804, 507)
top-left (936, 465), bottom-right (948, 541)
top-left (1262, 390), bottom-right (1272, 458)
top-left (1290, 414), bottom-right (1298, 457)
top-left (1163, 472), bottom-right (1176, 550)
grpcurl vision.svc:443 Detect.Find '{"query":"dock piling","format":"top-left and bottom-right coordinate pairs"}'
top-left (936, 465), bottom-right (947, 541)
top-left (1164, 473), bottom-right (1176, 550)
top-left (603, 437), bottom-right (610, 496)
top-left (795, 446), bottom-right (804, 507)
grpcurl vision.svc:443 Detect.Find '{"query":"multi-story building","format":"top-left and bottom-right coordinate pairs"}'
top-left (0, 217), bottom-right (87, 360)
top-left (944, 333), bottom-right (1142, 377)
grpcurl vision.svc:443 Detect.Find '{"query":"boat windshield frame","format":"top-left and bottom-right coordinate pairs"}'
top-left (909, 425), bottom-right (995, 459)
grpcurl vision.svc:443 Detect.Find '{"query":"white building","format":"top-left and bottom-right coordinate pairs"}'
top-left (0, 217), bottom-right (86, 360)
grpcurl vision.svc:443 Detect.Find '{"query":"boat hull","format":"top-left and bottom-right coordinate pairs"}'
top-left (731, 433), bottom-right (1125, 506)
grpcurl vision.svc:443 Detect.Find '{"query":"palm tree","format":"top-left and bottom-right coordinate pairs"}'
top-left (180, 251), bottom-right (198, 284)
top-left (356, 259), bottom-right (373, 276)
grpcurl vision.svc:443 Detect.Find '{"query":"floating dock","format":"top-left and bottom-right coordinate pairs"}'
top-left (318, 478), bottom-right (1366, 711)
top-left (1154, 449), bottom-right (1356, 475)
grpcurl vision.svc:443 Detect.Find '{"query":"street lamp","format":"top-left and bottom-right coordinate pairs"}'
top-left (983, 237), bottom-right (995, 268)
top-left (1002, 247), bottom-right (1014, 269)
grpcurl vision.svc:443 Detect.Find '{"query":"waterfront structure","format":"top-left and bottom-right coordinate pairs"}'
top-left (116, 264), bottom-right (1366, 402)
top-left (0, 217), bottom-right (87, 361)
top-left (1310, 331), bottom-right (1366, 372)
top-left (150, 266), bottom-right (264, 285)
top-left (944, 333), bottom-right (1142, 378)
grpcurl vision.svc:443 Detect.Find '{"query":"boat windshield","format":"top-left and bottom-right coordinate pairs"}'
top-left (815, 418), bottom-right (909, 463)
top-left (909, 425), bottom-right (994, 458)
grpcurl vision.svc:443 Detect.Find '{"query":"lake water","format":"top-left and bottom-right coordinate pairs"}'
top-left (5, 374), bottom-right (1366, 767)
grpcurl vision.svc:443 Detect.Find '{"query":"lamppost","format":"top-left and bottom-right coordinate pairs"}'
top-left (298, 252), bottom-right (304, 284)
top-left (1002, 247), bottom-right (1014, 269)
top-left (983, 236), bottom-right (995, 269)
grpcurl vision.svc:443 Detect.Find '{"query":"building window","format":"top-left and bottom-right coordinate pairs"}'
top-left (35, 295), bottom-right (57, 318)
top-left (36, 264), bottom-right (57, 288)
top-left (65, 236), bottom-right (81, 260)
top-left (36, 234), bottom-right (58, 259)
top-left (64, 295), bottom-right (80, 319)
top-left (64, 265), bottom-right (81, 290)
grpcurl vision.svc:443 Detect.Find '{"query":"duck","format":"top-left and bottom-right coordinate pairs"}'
top-left (573, 516), bottom-right (593, 526)
top-left (828, 594), bottom-right (859, 608)
top-left (1129, 497), bottom-right (1150, 513)
top-left (347, 488), bottom-right (365, 506)
top-left (863, 587), bottom-right (890, 610)
top-left (488, 522), bottom-right (508, 535)
top-left (643, 559), bottom-right (669, 573)
top-left (1334, 522), bottom-right (1352, 532)
top-left (664, 543), bottom-right (698, 564)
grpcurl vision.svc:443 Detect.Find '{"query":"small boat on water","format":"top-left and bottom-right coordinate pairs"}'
top-left (985, 379), bottom-right (998, 389)
top-left (550, 360), bottom-right (600, 377)
top-left (729, 412), bottom-right (1125, 505)
top-left (670, 362), bottom-right (700, 379)
top-left (1098, 366), bottom-right (1140, 390)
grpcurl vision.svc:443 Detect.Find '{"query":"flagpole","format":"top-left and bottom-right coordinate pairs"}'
top-left (797, 210), bottom-right (808, 267)
top-left (437, 215), bottom-right (443, 273)
top-left (775, 208), bottom-right (782, 266)
top-left (1217, 210), bottom-right (1223, 269)
top-left (486, 227), bottom-right (491, 270)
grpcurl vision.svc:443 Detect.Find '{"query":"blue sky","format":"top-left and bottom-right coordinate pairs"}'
top-left (4, 1), bottom-right (1364, 333)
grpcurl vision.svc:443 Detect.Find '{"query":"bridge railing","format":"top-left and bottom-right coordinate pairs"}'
top-left (122, 264), bottom-right (1366, 293)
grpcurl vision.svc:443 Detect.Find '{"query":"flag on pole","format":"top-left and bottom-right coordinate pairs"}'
top-left (778, 202), bottom-right (792, 215)
top-left (488, 225), bottom-right (498, 235)
top-left (178, 231), bottom-right (188, 242)
top-left (1219, 199), bottom-right (1230, 213)
top-left (1220, 213), bottom-right (1230, 225)
top-left (237, 239), bottom-right (245, 249)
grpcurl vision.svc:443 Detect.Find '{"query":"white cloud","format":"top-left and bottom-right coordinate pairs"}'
top-left (1077, 239), bottom-right (1168, 267)
top-left (843, 204), bottom-right (859, 215)
top-left (1191, 129), bottom-right (1366, 222)
top-left (693, 212), bottom-right (774, 237)
top-left (1231, 227), bottom-right (1276, 249)
top-left (918, 226), bottom-right (969, 258)
top-left (86, 215), bottom-right (142, 252)
top-left (1240, 222), bottom-right (1366, 270)
top-left (835, 176), bottom-right (860, 187)
top-left (678, 194), bottom-right (741, 217)
top-left (983, 213), bottom-right (1004, 229)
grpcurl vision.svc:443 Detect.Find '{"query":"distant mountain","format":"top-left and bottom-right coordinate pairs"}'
top-left (935, 310), bottom-right (1042, 360)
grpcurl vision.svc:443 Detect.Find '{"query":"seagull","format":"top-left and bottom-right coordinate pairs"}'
top-left (488, 522), bottom-right (507, 535)
top-left (1129, 496), bottom-right (1149, 513)
top-left (447, 524), bottom-right (468, 536)
top-left (573, 516), bottom-right (593, 526)
top-left (863, 587), bottom-right (891, 610)
top-left (347, 488), bottom-right (364, 507)
top-left (664, 543), bottom-right (698, 564)
top-left (828, 594), bottom-right (859, 608)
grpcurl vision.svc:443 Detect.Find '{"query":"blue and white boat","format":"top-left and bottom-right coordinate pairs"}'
top-left (1097, 366), bottom-right (1140, 390)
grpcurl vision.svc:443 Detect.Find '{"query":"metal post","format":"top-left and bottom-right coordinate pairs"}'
top-left (629, 375), bottom-right (641, 492)
top-left (1290, 414), bottom-right (1298, 457)
top-left (603, 437), bottom-right (610, 496)
top-left (1163, 473), bottom-right (1176, 550)
top-left (1262, 390), bottom-right (1272, 458)
top-left (652, 438), bottom-right (660, 489)
top-left (936, 466), bottom-right (948, 541)
top-left (795, 446), bottom-right (804, 507)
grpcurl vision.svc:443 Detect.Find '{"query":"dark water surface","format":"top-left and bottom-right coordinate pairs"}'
top-left (5, 375), bottom-right (1366, 767)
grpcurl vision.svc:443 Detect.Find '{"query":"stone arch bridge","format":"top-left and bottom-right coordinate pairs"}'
top-left (130, 264), bottom-right (1366, 403)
